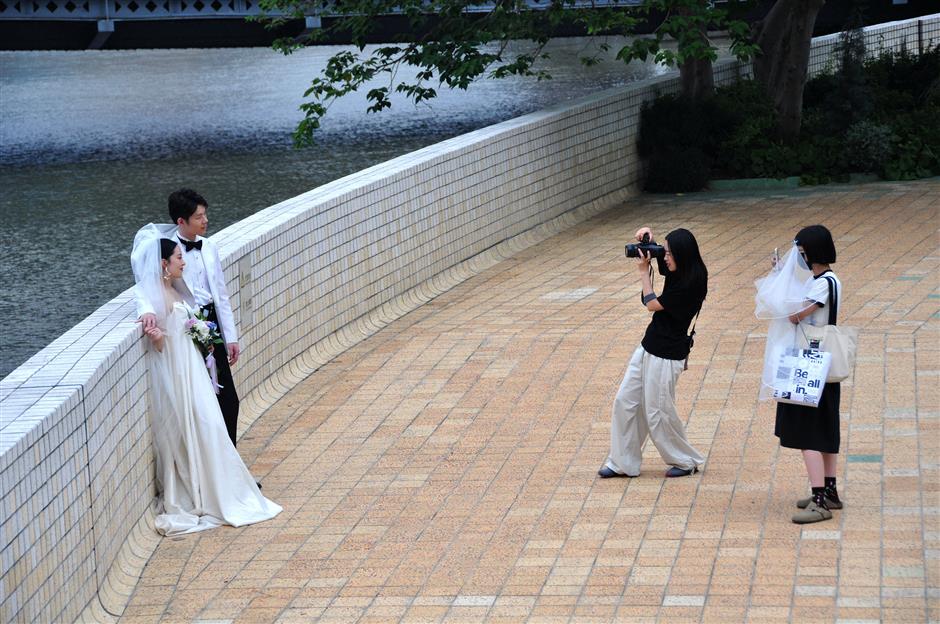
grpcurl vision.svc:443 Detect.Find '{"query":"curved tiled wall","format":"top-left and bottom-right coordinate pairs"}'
top-left (1, 16), bottom-right (936, 622)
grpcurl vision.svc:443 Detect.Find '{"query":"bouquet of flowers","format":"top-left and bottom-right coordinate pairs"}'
top-left (184, 307), bottom-right (225, 394)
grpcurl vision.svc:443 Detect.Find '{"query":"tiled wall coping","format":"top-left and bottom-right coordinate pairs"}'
top-left (1, 15), bottom-right (936, 623)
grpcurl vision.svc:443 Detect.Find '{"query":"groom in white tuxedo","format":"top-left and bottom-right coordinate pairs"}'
top-left (137, 189), bottom-right (242, 447)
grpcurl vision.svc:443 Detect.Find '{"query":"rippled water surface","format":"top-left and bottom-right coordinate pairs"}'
top-left (0, 39), bottom-right (728, 378)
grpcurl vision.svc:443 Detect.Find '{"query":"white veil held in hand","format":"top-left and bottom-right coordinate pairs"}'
top-left (131, 223), bottom-right (177, 323)
top-left (754, 243), bottom-right (813, 400)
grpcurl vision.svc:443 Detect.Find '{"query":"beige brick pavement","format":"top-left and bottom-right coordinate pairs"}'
top-left (120, 179), bottom-right (939, 623)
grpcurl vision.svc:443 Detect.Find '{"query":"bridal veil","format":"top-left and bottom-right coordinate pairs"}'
top-left (754, 243), bottom-right (814, 399)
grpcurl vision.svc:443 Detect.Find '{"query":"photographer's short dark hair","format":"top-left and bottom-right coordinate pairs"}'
top-left (168, 189), bottom-right (208, 224)
top-left (795, 225), bottom-right (836, 264)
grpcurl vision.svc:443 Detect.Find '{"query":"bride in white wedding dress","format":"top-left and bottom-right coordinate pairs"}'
top-left (132, 224), bottom-right (281, 536)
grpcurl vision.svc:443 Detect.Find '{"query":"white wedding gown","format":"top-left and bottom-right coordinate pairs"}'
top-left (148, 301), bottom-right (281, 536)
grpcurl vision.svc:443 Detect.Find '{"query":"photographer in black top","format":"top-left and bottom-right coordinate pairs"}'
top-left (598, 226), bottom-right (707, 479)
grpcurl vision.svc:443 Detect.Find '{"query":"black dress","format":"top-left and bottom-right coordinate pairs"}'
top-left (775, 383), bottom-right (841, 453)
top-left (774, 272), bottom-right (842, 454)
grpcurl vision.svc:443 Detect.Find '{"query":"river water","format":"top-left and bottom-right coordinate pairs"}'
top-left (0, 39), bottom-right (727, 378)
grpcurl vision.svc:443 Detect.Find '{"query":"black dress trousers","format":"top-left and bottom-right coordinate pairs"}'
top-left (205, 304), bottom-right (240, 447)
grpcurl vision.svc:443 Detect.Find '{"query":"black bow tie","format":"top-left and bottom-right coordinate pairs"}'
top-left (179, 238), bottom-right (202, 252)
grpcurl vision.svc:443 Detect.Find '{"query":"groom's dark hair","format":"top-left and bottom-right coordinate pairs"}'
top-left (168, 188), bottom-right (209, 224)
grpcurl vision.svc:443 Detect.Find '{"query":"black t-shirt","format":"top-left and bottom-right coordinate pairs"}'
top-left (641, 266), bottom-right (706, 360)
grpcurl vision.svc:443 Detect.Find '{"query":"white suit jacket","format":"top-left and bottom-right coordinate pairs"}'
top-left (134, 224), bottom-right (239, 345)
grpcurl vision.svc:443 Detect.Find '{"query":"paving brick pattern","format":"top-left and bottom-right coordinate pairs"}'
top-left (120, 179), bottom-right (939, 623)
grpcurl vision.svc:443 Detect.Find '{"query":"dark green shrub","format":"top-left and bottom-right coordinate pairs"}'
top-left (863, 46), bottom-right (940, 123)
top-left (636, 44), bottom-right (938, 190)
top-left (883, 136), bottom-right (937, 180)
top-left (638, 93), bottom-right (738, 157)
top-left (844, 121), bottom-right (896, 173)
top-left (638, 95), bottom-right (715, 192)
top-left (638, 95), bottom-right (701, 158)
top-left (830, 12), bottom-right (872, 128)
top-left (802, 14), bottom-right (872, 136)
top-left (716, 112), bottom-right (779, 178)
top-left (880, 106), bottom-right (940, 180)
top-left (638, 80), bottom-right (778, 189)
top-left (884, 105), bottom-right (940, 178)
top-left (796, 135), bottom-right (848, 179)
top-left (926, 74), bottom-right (940, 105)
top-left (864, 45), bottom-right (940, 103)
top-left (637, 93), bottom-right (732, 192)
top-left (868, 86), bottom-right (918, 119)
top-left (708, 80), bottom-right (777, 171)
top-left (644, 145), bottom-right (710, 193)
top-left (744, 143), bottom-right (799, 179)
top-left (802, 72), bottom-right (839, 111)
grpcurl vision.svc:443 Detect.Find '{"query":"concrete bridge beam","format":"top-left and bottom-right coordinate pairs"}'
top-left (295, 15), bottom-right (321, 41)
top-left (88, 19), bottom-right (114, 49)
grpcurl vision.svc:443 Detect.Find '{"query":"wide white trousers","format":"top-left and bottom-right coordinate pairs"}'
top-left (605, 346), bottom-right (705, 475)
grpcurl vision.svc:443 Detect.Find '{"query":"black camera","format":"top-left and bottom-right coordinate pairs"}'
top-left (625, 233), bottom-right (666, 259)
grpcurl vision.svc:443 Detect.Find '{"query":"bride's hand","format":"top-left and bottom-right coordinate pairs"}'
top-left (138, 312), bottom-right (157, 331)
top-left (144, 325), bottom-right (164, 352)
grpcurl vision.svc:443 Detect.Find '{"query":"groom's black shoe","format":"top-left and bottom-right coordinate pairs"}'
top-left (256, 481), bottom-right (262, 490)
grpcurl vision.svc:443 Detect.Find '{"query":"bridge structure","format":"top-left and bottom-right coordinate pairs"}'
top-left (0, 0), bottom-right (643, 49)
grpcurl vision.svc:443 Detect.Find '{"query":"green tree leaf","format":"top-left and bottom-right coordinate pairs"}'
top-left (256, 0), bottom-right (756, 145)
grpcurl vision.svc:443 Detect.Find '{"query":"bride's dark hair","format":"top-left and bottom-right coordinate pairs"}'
top-left (159, 238), bottom-right (178, 261)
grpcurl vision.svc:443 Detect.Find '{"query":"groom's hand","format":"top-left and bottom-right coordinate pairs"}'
top-left (138, 313), bottom-right (157, 331)
top-left (227, 343), bottom-right (240, 365)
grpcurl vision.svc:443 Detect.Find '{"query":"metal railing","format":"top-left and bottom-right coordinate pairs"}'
top-left (0, 0), bottom-right (642, 21)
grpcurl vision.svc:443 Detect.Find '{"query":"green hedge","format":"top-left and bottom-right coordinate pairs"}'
top-left (638, 44), bottom-right (940, 192)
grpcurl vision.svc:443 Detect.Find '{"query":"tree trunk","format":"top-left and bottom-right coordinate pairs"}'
top-left (678, 3), bottom-right (715, 100)
top-left (680, 56), bottom-right (715, 100)
top-left (753, 0), bottom-right (825, 142)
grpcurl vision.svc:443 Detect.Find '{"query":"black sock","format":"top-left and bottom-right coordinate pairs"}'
top-left (811, 486), bottom-right (828, 509)
top-left (824, 477), bottom-right (840, 503)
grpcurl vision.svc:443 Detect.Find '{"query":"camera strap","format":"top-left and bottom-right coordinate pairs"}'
top-left (641, 264), bottom-right (656, 305)
top-left (684, 309), bottom-right (700, 372)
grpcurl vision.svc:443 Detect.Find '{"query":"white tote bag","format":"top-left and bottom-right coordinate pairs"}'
top-left (771, 347), bottom-right (832, 407)
top-left (796, 275), bottom-right (857, 383)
